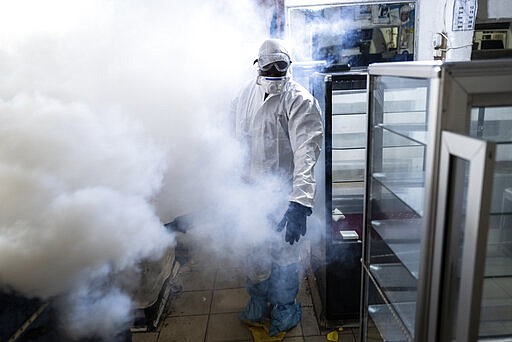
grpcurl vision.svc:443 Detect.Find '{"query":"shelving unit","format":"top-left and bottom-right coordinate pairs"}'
top-left (363, 71), bottom-right (427, 341)
top-left (360, 60), bottom-right (512, 341)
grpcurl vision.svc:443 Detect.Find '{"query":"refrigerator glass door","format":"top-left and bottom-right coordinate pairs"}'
top-left (433, 131), bottom-right (496, 341)
top-left (365, 75), bottom-right (430, 340)
top-left (471, 105), bottom-right (512, 339)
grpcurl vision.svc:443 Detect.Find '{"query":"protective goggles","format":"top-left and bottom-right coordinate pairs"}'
top-left (256, 52), bottom-right (290, 72)
top-left (259, 60), bottom-right (289, 72)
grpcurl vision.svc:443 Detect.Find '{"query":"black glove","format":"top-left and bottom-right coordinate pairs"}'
top-left (277, 202), bottom-right (312, 245)
top-left (164, 214), bottom-right (193, 234)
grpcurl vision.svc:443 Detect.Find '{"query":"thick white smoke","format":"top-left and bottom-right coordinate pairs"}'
top-left (0, 0), bottom-right (275, 339)
top-left (0, 94), bottom-right (172, 338)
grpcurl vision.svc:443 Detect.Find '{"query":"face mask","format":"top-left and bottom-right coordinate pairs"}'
top-left (256, 76), bottom-right (288, 95)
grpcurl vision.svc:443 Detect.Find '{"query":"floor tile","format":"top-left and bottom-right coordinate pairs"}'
top-left (179, 269), bottom-right (216, 291)
top-left (301, 306), bottom-right (321, 336)
top-left (212, 254), bottom-right (245, 270)
top-left (206, 312), bottom-right (252, 341)
top-left (187, 254), bottom-right (220, 271)
top-left (287, 321), bottom-right (303, 337)
top-left (338, 333), bottom-right (357, 341)
top-left (300, 336), bottom-right (326, 341)
top-left (177, 243), bottom-right (221, 272)
top-left (321, 326), bottom-right (357, 340)
top-left (158, 315), bottom-right (207, 342)
top-left (131, 332), bottom-right (159, 342)
top-left (297, 282), bottom-right (313, 308)
top-left (215, 267), bottom-right (246, 289)
top-left (130, 238), bottom-right (337, 341)
top-left (342, 327), bottom-right (360, 336)
top-left (211, 288), bottom-right (249, 314)
top-left (168, 290), bottom-right (212, 316)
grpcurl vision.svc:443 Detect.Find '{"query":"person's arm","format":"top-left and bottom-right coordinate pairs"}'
top-left (286, 91), bottom-right (323, 209)
top-left (277, 90), bottom-right (323, 245)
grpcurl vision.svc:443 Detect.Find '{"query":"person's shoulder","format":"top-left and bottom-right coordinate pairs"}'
top-left (286, 79), bottom-right (305, 90)
top-left (285, 79), bottom-right (315, 100)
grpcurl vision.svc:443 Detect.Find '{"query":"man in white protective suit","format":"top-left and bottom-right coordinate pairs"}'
top-left (231, 38), bottom-right (323, 336)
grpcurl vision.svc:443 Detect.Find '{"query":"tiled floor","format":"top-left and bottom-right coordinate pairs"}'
top-left (131, 235), bottom-right (359, 342)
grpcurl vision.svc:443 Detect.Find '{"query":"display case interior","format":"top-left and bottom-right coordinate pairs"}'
top-left (361, 61), bottom-right (512, 341)
top-left (330, 74), bottom-right (367, 241)
top-left (470, 105), bottom-right (512, 338)
top-left (364, 74), bottom-right (429, 340)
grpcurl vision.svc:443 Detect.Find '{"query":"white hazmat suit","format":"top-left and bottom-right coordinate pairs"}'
top-left (232, 39), bottom-right (323, 336)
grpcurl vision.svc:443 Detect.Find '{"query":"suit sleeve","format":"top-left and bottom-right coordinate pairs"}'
top-left (286, 91), bottom-right (323, 208)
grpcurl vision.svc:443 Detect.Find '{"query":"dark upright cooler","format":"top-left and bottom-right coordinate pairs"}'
top-left (309, 71), bottom-right (367, 324)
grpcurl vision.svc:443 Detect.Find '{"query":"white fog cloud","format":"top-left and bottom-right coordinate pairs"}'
top-left (0, 0), bottom-right (277, 339)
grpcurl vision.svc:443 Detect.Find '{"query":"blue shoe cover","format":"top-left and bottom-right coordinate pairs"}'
top-left (269, 303), bottom-right (301, 336)
top-left (239, 297), bottom-right (268, 323)
top-left (240, 278), bottom-right (269, 323)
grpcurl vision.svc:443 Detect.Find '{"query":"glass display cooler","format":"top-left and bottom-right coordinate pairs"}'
top-left (309, 70), bottom-right (368, 325)
top-left (360, 60), bottom-right (512, 341)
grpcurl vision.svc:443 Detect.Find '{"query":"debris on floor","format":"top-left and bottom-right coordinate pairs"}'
top-left (243, 320), bottom-right (286, 342)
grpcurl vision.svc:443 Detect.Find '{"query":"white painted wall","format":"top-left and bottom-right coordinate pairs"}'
top-left (416, 0), bottom-right (474, 61)
top-left (416, 0), bottom-right (445, 60)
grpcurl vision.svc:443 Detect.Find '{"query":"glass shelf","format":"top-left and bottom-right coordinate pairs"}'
top-left (332, 132), bottom-right (366, 150)
top-left (372, 220), bottom-right (421, 279)
top-left (332, 114), bottom-right (365, 136)
top-left (370, 263), bottom-right (417, 289)
top-left (378, 123), bottom-right (428, 145)
top-left (332, 182), bottom-right (364, 198)
top-left (371, 218), bottom-right (422, 241)
top-left (368, 304), bottom-right (412, 341)
top-left (332, 88), bottom-right (367, 115)
top-left (333, 129), bottom-right (426, 151)
top-left (381, 129), bottom-right (425, 149)
top-left (333, 164), bottom-right (365, 183)
top-left (366, 275), bottom-right (414, 341)
top-left (372, 172), bottom-right (425, 216)
top-left (333, 102), bottom-right (367, 115)
top-left (383, 101), bottom-right (426, 113)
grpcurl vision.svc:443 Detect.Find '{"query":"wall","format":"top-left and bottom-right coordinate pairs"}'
top-left (417, 0), bottom-right (473, 61)
top-left (416, 0), bottom-right (512, 61)
top-left (283, 0), bottom-right (512, 62)
top-left (478, 0), bottom-right (512, 21)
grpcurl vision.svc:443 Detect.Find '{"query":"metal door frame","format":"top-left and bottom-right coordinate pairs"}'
top-left (429, 131), bottom-right (496, 342)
